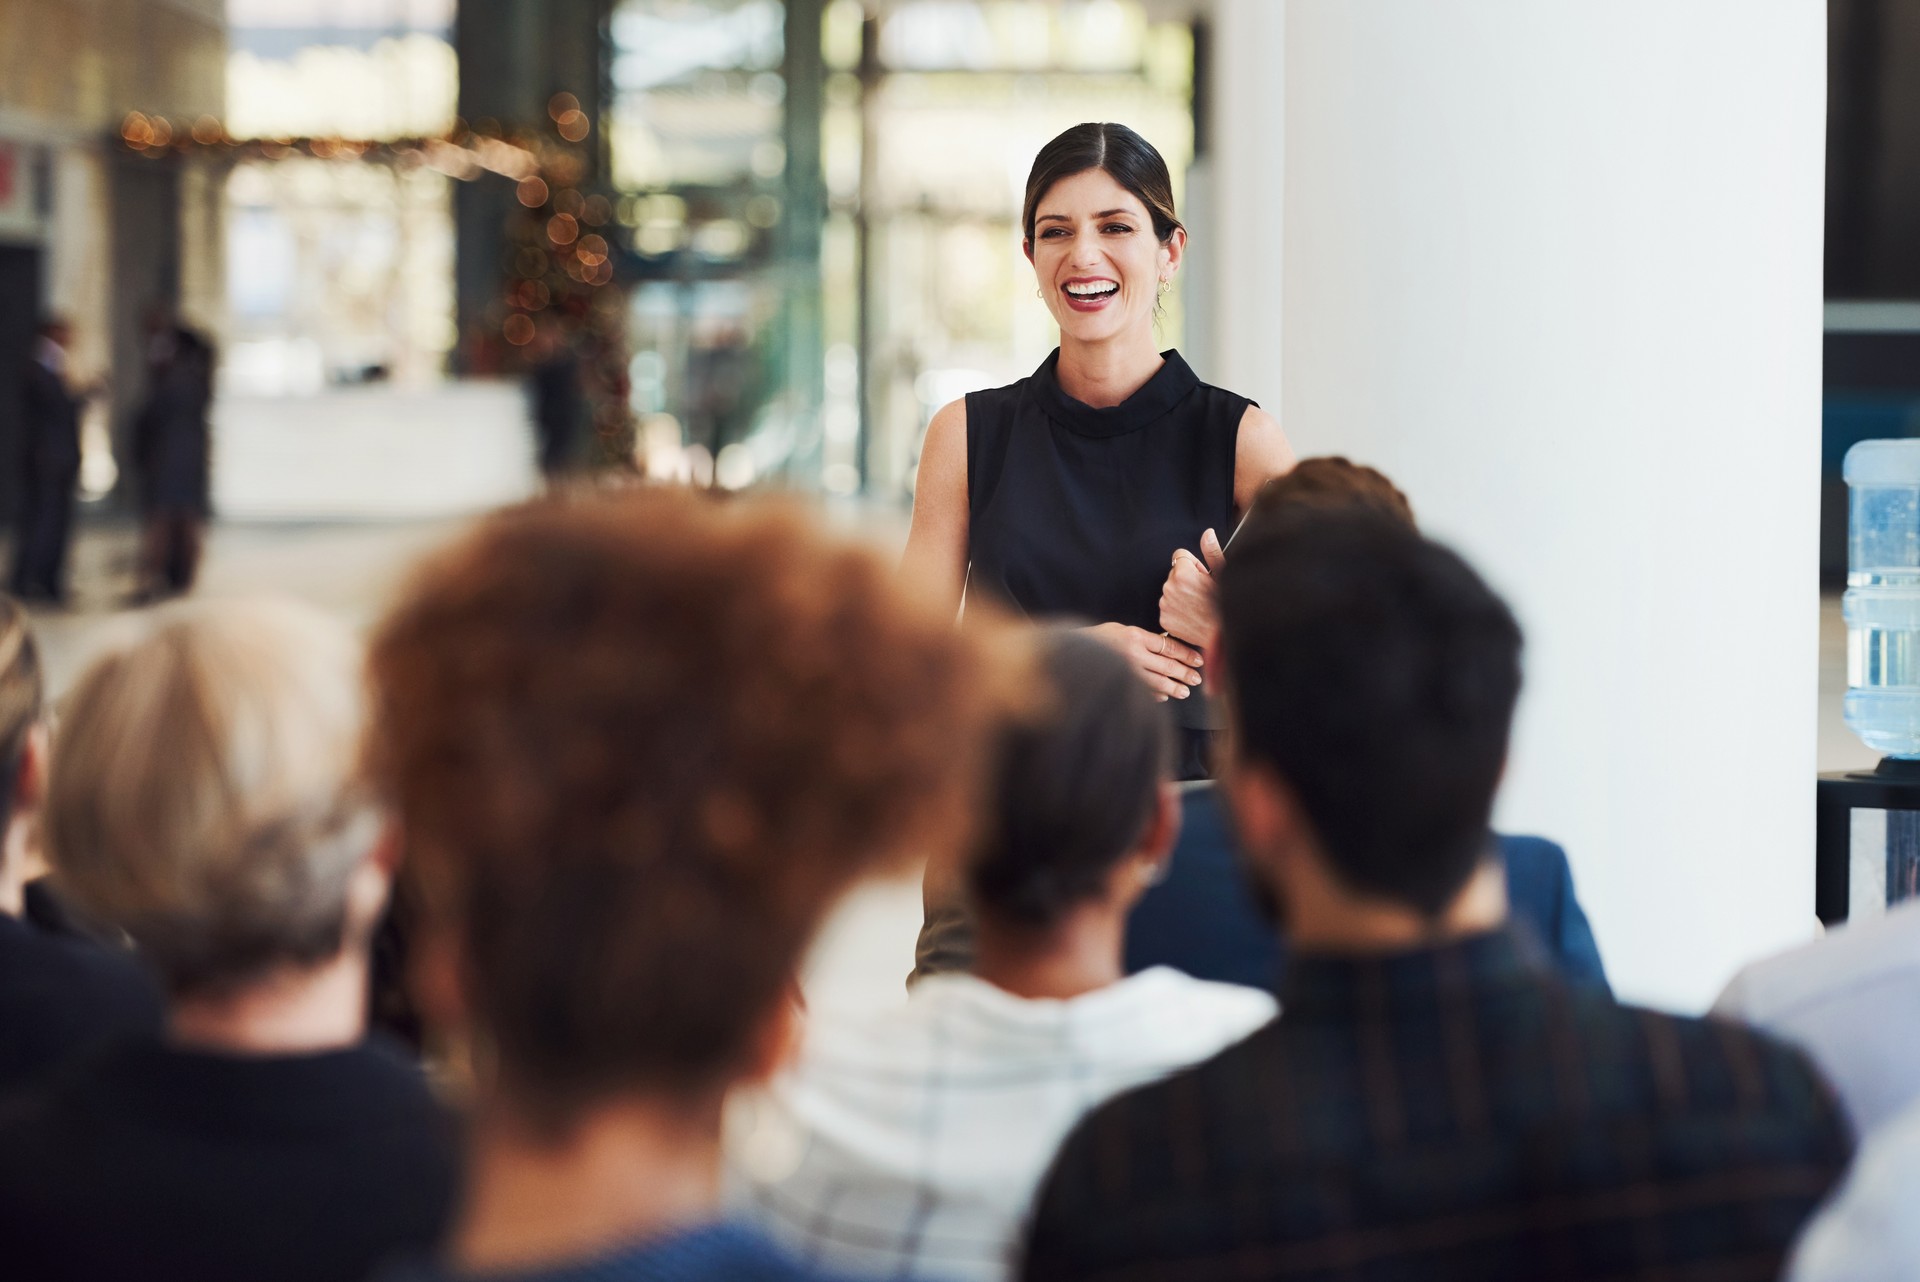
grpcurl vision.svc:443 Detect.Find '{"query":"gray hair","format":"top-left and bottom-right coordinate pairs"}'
top-left (45, 597), bottom-right (380, 994)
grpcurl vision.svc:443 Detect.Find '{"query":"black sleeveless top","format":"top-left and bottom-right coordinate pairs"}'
top-left (965, 348), bottom-right (1250, 773)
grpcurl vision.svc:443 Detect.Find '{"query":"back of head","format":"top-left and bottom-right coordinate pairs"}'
top-left (45, 598), bottom-right (375, 994)
top-left (1249, 456), bottom-right (1416, 529)
top-left (1217, 512), bottom-right (1522, 917)
top-left (967, 631), bottom-right (1172, 930)
top-left (368, 490), bottom-right (1019, 1121)
top-left (0, 596), bottom-right (43, 840)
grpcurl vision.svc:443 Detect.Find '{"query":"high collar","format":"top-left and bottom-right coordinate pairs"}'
top-left (1030, 347), bottom-right (1199, 438)
top-left (1277, 925), bottom-right (1549, 1020)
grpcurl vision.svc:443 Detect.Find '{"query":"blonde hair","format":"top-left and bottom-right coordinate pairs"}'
top-left (45, 598), bottom-right (379, 994)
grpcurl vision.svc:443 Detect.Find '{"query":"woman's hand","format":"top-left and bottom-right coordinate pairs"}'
top-left (1084, 622), bottom-right (1205, 702)
top-left (1158, 528), bottom-right (1226, 651)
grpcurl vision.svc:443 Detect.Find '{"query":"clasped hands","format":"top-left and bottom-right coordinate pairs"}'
top-left (1085, 528), bottom-right (1227, 702)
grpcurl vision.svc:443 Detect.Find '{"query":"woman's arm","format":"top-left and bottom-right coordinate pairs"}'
top-left (899, 398), bottom-right (971, 617)
top-left (1233, 404), bottom-right (1296, 512)
top-left (1159, 405), bottom-right (1296, 647)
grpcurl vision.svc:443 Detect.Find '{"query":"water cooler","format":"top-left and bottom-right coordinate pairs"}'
top-left (1817, 439), bottom-right (1920, 924)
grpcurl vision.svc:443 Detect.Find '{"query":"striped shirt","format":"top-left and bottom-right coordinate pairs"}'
top-left (729, 969), bottom-right (1276, 1281)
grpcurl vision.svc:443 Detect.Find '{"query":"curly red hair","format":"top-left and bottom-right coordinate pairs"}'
top-left (369, 489), bottom-right (1024, 1118)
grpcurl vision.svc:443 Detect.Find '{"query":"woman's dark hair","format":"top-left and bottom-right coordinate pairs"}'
top-left (967, 631), bottom-right (1174, 930)
top-left (1022, 122), bottom-right (1184, 246)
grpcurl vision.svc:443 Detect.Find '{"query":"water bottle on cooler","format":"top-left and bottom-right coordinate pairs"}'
top-left (1844, 439), bottom-right (1920, 757)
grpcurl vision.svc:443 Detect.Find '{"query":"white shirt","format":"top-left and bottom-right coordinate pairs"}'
top-left (727, 968), bottom-right (1277, 1282)
top-left (1789, 1092), bottom-right (1920, 1282)
top-left (1713, 899), bottom-right (1920, 1139)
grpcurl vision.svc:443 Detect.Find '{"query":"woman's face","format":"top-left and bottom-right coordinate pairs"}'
top-left (1025, 168), bottom-right (1183, 347)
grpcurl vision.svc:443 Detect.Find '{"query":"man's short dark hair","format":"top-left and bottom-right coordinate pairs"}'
top-left (967, 632), bottom-right (1173, 929)
top-left (1218, 512), bottom-right (1522, 917)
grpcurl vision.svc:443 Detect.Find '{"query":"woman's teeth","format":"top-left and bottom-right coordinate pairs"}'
top-left (1065, 282), bottom-right (1118, 298)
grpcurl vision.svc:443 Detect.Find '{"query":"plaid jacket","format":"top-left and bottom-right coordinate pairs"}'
top-left (1021, 928), bottom-right (1852, 1281)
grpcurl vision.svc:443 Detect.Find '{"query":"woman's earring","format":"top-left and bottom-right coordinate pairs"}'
top-left (1158, 278), bottom-right (1171, 297)
top-left (1035, 286), bottom-right (1043, 299)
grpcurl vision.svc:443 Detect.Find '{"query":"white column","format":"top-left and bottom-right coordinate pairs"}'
top-left (1205, 0), bottom-right (1286, 403)
top-left (1211, 0), bottom-right (1828, 1011)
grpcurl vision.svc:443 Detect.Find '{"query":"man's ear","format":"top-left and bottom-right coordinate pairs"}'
top-left (1109, 781), bottom-right (1182, 906)
top-left (12, 723), bottom-right (48, 815)
top-left (1137, 780), bottom-right (1181, 879)
top-left (408, 911), bottom-right (468, 1050)
top-left (741, 984), bottom-right (805, 1087)
top-left (1221, 759), bottom-right (1299, 866)
top-left (366, 819), bottom-right (404, 879)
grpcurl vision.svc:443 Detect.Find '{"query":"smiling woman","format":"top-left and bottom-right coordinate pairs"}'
top-left (900, 122), bottom-right (1295, 781)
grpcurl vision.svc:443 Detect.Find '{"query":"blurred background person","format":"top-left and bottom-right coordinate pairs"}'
top-left (131, 314), bottom-right (215, 602)
top-left (0, 594), bottom-right (161, 1101)
top-left (9, 318), bottom-right (91, 606)
top-left (0, 597), bottom-right (457, 1282)
top-left (366, 491), bottom-right (1019, 1282)
top-left (732, 631), bottom-right (1274, 1282)
top-left (527, 316), bottom-right (585, 483)
top-left (899, 122), bottom-right (1294, 781)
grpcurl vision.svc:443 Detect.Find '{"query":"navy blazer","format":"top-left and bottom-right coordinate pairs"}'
top-left (1125, 782), bottom-right (1610, 992)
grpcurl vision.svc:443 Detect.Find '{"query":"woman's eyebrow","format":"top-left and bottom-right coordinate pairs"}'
top-left (1035, 209), bottom-right (1134, 224)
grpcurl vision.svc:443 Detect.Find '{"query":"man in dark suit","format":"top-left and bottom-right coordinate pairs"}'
top-left (1125, 788), bottom-right (1610, 991)
top-left (1022, 511), bottom-right (1850, 1282)
top-left (131, 320), bottom-right (213, 599)
top-left (9, 318), bottom-right (83, 604)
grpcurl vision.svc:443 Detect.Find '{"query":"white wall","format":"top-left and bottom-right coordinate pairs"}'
top-left (1204, 0), bottom-right (1286, 401)
top-left (1212, 0), bottom-right (1828, 1011)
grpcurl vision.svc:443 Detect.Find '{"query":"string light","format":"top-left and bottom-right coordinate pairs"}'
top-left (109, 102), bottom-right (636, 467)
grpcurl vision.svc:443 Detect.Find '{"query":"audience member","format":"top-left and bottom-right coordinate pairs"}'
top-left (10, 317), bottom-right (89, 605)
top-left (0, 598), bottom-right (457, 1282)
top-left (1021, 512), bottom-right (1851, 1280)
top-left (0, 594), bottom-right (160, 1099)
top-left (1124, 790), bottom-right (1609, 991)
top-left (1155, 455), bottom-right (1413, 651)
top-left (365, 491), bottom-right (1019, 1282)
top-left (1787, 1090), bottom-right (1920, 1281)
top-left (732, 632), bottom-right (1275, 1281)
top-left (1715, 900), bottom-right (1920, 1138)
top-left (918, 457), bottom-right (1607, 991)
top-left (131, 317), bottom-right (215, 600)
